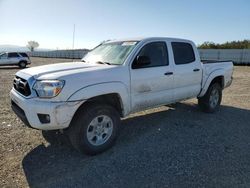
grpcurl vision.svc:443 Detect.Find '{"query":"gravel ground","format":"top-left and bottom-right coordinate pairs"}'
top-left (0, 58), bottom-right (250, 188)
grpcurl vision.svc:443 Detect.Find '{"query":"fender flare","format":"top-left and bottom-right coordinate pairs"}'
top-left (19, 60), bottom-right (27, 63)
top-left (198, 69), bottom-right (225, 97)
top-left (67, 82), bottom-right (130, 116)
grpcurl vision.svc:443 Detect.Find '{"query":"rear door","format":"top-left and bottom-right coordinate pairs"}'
top-left (130, 41), bottom-right (174, 112)
top-left (8, 52), bottom-right (20, 64)
top-left (171, 41), bottom-right (202, 101)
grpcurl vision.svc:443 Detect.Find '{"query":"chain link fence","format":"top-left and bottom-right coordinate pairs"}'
top-left (199, 49), bottom-right (250, 65)
top-left (31, 49), bottom-right (89, 59)
top-left (30, 49), bottom-right (250, 64)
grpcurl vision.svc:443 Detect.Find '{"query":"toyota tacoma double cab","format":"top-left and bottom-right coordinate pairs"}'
top-left (0, 52), bottom-right (31, 68)
top-left (10, 37), bottom-right (233, 155)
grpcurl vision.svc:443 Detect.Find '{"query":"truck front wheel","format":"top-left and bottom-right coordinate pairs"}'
top-left (68, 103), bottom-right (120, 155)
top-left (198, 83), bottom-right (222, 113)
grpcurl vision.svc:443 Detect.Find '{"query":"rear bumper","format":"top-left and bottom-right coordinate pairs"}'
top-left (10, 88), bottom-right (83, 130)
top-left (225, 76), bottom-right (233, 88)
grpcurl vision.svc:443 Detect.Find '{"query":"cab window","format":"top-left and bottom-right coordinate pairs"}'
top-left (171, 42), bottom-right (195, 65)
top-left (132, 42), bottom-right (168, 69)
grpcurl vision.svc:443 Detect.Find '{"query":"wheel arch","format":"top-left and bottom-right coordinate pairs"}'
top-left (199, 69), bottom-right (225, 97)
top-left (66, 93), bottom-right (124, 132)
top-left (210, 76), bottom-right (224, 88)
top-left (67, 82), bottom-right (130, 118)
top-left (79, 93), bottom-right (124, 117)
top-left (19, 60), bottom-right (27, 64)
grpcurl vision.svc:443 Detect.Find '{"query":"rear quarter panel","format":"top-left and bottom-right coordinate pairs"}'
top-left (199, 62), bottom-right (233, 97)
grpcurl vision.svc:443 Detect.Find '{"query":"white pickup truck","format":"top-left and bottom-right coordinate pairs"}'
top-left (10, 37), bottom-right (233, 155)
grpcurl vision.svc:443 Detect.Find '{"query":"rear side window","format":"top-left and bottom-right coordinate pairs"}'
top-left (8, 52), bottom-right (20, 58)
top-left (172, 42), bottom-right (195, 65)
top-left (19, 53), bottom-right (28, 58)
top-left (132, 42), bottom-right (169, 69)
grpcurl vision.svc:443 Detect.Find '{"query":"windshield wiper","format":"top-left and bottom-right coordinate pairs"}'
top-left (96, 61), bottom-right (111, 65)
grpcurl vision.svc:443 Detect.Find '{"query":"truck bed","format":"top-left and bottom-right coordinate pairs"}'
top-left (200, 60), bottom-right (233, 95)
top-left (201, 60), bottom-right (232, 64)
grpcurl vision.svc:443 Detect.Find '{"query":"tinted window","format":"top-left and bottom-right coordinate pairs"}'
top-left (172, 42), bottom-right (195, 64)
top-left (132, 42), bottom-right (168, 69)
top-left (19, 53), bottom-right (28, 58)
top-left (8, 53), bottom-right (20, 58)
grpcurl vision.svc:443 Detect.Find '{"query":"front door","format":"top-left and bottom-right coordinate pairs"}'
top-left (130, 41), bottom-right (174, 112)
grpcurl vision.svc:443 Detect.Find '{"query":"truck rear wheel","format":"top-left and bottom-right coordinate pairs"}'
top-left (198, 83), bottom-right (222, 113)
top-left (68, 103), bottom-right (120, 155)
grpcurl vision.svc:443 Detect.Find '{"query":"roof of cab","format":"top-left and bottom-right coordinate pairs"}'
top-left (106, 37), bottom-right (194, 44)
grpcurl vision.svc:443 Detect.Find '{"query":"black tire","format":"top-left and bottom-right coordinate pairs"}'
top-left (68, 103), bottom-right (120, 155)
top-left (19, 61), bottom-right (27, 68)
top-left (198, 83), bottom-right (222, 113)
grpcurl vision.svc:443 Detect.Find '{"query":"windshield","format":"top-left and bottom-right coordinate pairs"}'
top-left (82, 41), bottom-right (138, 65)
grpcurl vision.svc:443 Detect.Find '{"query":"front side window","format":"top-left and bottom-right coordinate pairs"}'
top-left (171, 42), bottom-right (195, 65)
top-left (132, 42), bottom-right (168, 69)
top-left (82, 41), bottom-right (138, 65)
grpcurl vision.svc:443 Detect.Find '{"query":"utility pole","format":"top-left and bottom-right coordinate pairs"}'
top-left (72, 24), bottom-right (75, 61)
top-left (72, 24), bottom-right (75, 50)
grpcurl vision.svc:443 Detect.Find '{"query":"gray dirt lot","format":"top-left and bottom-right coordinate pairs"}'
top-left (0, 57), bottom-right (250, 188)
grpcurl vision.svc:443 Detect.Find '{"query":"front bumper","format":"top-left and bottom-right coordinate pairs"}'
top-left (10, 88), bottom-right (83, 130)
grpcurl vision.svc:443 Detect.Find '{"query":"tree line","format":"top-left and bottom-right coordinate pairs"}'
top-left (198, 40), bottom-right (250, 49)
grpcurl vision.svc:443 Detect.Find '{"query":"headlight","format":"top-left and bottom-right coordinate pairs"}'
top-left (33, 80), bottom-right (65, 98)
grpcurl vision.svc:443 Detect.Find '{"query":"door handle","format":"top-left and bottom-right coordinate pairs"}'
top-left (164, 72), bottom-right (173, 76)
top-left (193, 68), bottom-right (200, 72)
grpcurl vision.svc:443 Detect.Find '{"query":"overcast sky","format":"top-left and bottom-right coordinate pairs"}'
top-left (0, 0), bottom-right (249, 49)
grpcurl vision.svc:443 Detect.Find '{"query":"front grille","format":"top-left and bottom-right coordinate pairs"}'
top-left (13, 76), bottom-right (31, 96)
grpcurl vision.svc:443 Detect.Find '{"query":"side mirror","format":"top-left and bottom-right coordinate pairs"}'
top-left (136, 56), bottom-right (151, 67)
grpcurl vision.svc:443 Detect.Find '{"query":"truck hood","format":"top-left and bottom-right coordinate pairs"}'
top-left (20, 62), bottom-right (106, 79)
top-left (16, 61), bottom-right (128, 102)
top-left (18, 62), bottom-right (114, 79)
